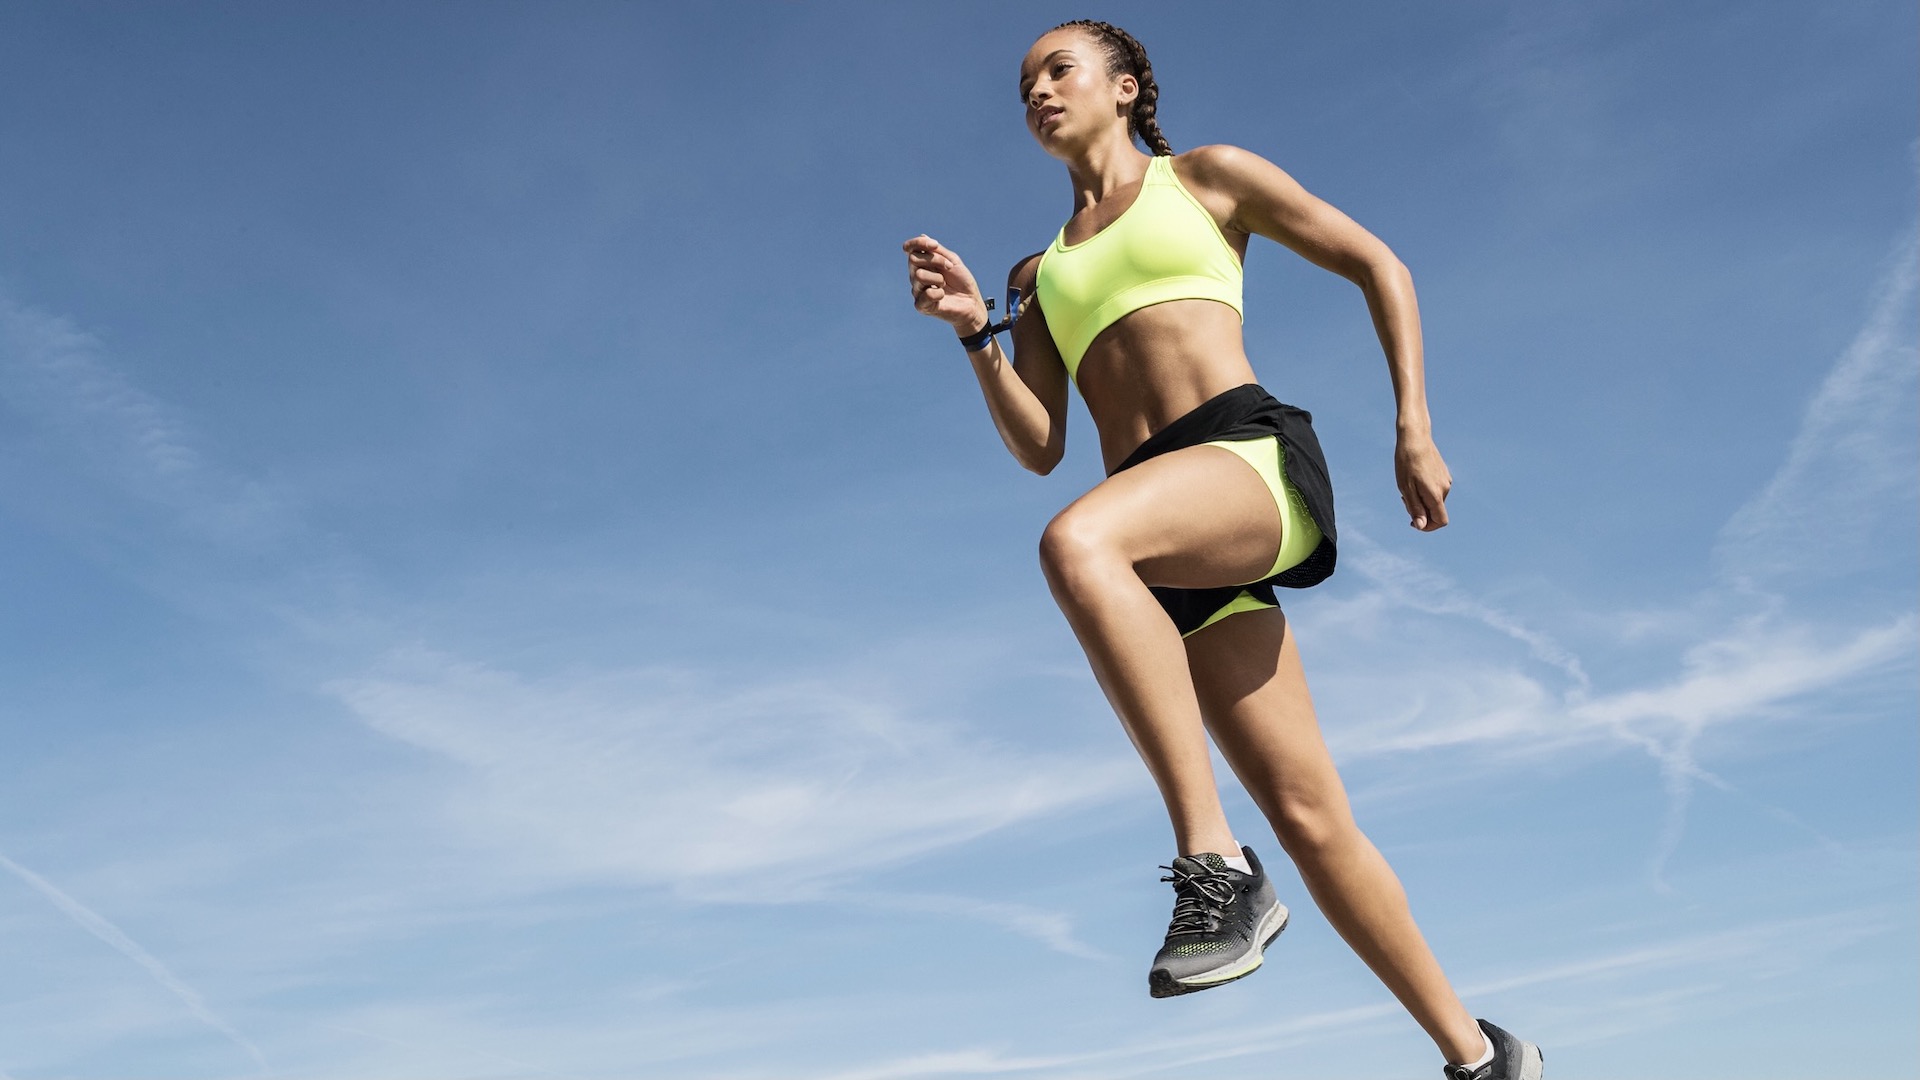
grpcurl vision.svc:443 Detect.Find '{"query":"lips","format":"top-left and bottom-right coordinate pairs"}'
top-left (1036, 106), bottom-right (1064, 127)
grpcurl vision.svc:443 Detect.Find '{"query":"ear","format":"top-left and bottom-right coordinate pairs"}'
top-left (1115, 72), bottom-right (1140, 109)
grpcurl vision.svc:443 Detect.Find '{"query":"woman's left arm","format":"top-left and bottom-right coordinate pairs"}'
top-left (1181, 144), bottom-right (1453, 531)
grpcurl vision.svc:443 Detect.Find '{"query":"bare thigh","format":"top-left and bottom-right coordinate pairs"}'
top-left (1045, 444), bottom-right (1285, 590)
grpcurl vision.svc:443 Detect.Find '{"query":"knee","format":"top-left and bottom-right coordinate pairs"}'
top-left (1037, 506), bottom-right (1124, 594)
top-left (1268, 796), bottom-right (1356, 863)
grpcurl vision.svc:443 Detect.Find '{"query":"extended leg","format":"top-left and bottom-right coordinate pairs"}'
top-left (1185, 607), bottom-right (1486, 1065)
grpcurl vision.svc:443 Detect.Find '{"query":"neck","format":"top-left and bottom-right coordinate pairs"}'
top-left (1061, 132), bottom-right (1152, 210)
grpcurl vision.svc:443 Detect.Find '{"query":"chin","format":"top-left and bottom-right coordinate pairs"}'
top-left (1034, 128), bottom-right (1075, 156)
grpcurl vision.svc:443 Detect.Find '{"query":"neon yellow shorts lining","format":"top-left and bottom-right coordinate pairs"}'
top-left (1186, 436), bottom-right (1325, 637)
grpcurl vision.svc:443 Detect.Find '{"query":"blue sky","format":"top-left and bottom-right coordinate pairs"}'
top-left (0, 2), bottom-right (1913, 1077)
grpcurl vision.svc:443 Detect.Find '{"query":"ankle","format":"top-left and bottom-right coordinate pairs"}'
top-left (1444, 1022), bottom-right (1493, 1070)
top-left (1177, 833), bottom-right (1240, 859)
top-left (1177, 841), bottom-right (1250, 874)
top-left (1215, 851), bottom-right (1252, 873)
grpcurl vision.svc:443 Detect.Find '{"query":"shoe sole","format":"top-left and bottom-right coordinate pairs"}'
top-left (1149, 901), bottom-right (1289, 999)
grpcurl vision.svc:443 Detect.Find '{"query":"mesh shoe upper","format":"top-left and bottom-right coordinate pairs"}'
top-left (1149, 847), bottom-right (1284, 994)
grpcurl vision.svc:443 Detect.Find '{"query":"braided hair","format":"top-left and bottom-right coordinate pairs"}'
top-left (1050, 20), bottom-right (1173, 156)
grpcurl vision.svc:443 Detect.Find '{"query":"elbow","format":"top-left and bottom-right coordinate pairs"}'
top-left (1020, 444), bottom-right (1064, 475)
top-left (1363, 254), bottom-right (1412, 291)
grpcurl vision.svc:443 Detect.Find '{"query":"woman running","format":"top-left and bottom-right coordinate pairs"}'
top-left (902, 20), bottom-right (1542, 1080)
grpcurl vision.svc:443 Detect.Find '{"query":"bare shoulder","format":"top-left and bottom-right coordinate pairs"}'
top-left (1171, 145), bottom-right (1289, 244)
top-left (1173, 143), bottom-right (1295, 195)
top-left (1174, 143), bottom-right (1342, 248)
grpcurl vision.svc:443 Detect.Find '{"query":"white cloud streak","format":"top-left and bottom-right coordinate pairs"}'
top-left (313, 1021), bottom-right (579, 1080)
top-left (806, 907), bottom-right (1898, 1080)
top-left (1342, 529), bottom-right (1592, 693)
top-left (0, 299), bottom-right (198, 475)
top-left (1, 286), bottom-right (1146, 966)
top-left (0, 210), bottom-right (1910, 1079)
top-left (1714, 230), bottom-right (1920, 586)
top-left (844, 892), bottom-right (1112, 961)
top-left (1306, 228), bottom-right (1918, 885)
top-left (0, 295), bottom-right (289, 549)
top-left (328, 648), bottom-right (1139, 894)
top-left (0, 851), bottom-right (270, 1074)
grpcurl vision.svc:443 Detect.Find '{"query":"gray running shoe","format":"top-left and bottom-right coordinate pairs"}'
top-left (1147, 846), bottom-right (1288, 998)
top-left (1443, 1019), bottom-right (1544, 1080)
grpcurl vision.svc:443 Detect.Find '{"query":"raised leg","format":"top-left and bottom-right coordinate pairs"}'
top-left (1184, 606), bottom-right (1486, 1066)
top-left (1037, 444), bottom-right (1285, 858)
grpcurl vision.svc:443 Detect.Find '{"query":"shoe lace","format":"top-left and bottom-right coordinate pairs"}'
top-left (1159, 863), bottom-right (1237, 935)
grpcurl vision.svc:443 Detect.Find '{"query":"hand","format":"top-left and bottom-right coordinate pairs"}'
top-left (903, 235), bottom-right (990, 335)
top-left (1394, 433), bottom-right (1453, 531)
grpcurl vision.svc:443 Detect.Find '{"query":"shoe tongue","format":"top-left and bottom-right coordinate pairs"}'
top-left (1173, 853), bottom-right (1229, 874)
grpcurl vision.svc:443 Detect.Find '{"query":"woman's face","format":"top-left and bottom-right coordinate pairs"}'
top-left (1019, 29), bottom-right (1135, 156)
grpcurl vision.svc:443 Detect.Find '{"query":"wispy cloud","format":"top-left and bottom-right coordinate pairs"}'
top-left (1456, 907), bottom-right (1899, 999)
top-left (1301, 227), bottom-right (1918, 884)
top-left (0, 294), bottom-right (291, 550)
top-left (1714, 231), bottom-right (1919, 587)
top-left (0, 11), bottom-right (1909, 1078)
top-left (1574, 613), bottom-right (1913, 882)
top-left (314, 1021), bottom-right (579, 1080)
top-left (0, 851), bottom-right (270, 1074)
top-left (804, 907), bottom-right (1900, 1080)
top-left (1342, 528), bottom-right (1592, 693)
top-left (0, 299), bottom-right (198, 475)
top-left (1330, 609), bottom-right (1913, 760)
top-left (328, 648), bottom-right (1138, 895)
top-left (845, 892), bottom-right (1112, 961)
top-left (806, 1002), bottom-right (1399, 1080)
top-left (0, 287), bottom-right (1147, 964)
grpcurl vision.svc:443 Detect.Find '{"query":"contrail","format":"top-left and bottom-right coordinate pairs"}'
top-left (0, 851), bottom-right (270, 1073)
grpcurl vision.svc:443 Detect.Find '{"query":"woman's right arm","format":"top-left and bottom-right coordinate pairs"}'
top-left (904, 235), bottom-right (1067, 475)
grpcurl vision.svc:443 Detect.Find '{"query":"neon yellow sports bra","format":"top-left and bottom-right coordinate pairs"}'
top-left (1035, 154), bottom-right (1244, 383)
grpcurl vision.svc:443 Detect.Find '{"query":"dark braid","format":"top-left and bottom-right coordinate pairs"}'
top-left (1051, 20), bottom-right (1173, 156)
